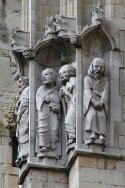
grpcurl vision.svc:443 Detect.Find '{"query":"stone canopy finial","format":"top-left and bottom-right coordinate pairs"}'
top-left (91, 2), bottom-right (105, 25)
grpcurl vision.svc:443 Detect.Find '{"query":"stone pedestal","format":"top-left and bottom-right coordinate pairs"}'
top-left (69, 155), bottom-right (125, 188)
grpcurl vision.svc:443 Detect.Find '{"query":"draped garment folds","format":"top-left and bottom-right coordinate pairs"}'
top-left (36, 85), bottom-right (60, 149)
top-left (62, 77), bottom-right (76, 140)
top-left (16, 87), bottom-right (29, 159)
top-left (83, 74), bottom-right (109, 137)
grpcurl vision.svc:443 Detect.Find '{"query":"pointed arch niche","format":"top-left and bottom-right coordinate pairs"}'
top-left (81, 24), bottom-right (115, 75)
top-left (28, 36), bottom-right (76, 165)
top-left (75, 23), bottom-right (116, 149)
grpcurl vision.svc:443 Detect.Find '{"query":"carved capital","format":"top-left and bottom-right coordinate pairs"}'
top-left (70, 33), bottom-right (81, 47)
top-left (23, 48), bottom-right (36, 60)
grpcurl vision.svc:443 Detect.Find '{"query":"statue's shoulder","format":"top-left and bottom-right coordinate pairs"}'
top-left (21, 87), bottom-right (29, 97)
top-left (36, 85), bottom-right (44, 93)
top-left (84, 75), bottom-right (91, 82)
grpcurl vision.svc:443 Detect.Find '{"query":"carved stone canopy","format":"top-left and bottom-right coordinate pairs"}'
top-left (81, 24), bottom-right (115, 52)
top-left (34, 37), bottom-right (76, 67)
top-left (70, 23), bottom-right (116, 55)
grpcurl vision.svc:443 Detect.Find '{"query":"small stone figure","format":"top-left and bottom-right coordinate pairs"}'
top-left (59, 64), bottom-right (76, 148)
top-left (36, 68), bottom-right (60, 154)
top-left (15, 77), bottom-right (29, 163)
top-left (83, 58), bottom-right (109, 144)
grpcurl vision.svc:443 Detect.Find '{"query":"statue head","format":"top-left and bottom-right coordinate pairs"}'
top-left (41, 68), bottom-right (57, 86)
top-left (17, 76), bottom-right (29, 94)
top-left (59, 64), bottom-right (76, 85)
top-left (88, 58), bottom-right (105, 80)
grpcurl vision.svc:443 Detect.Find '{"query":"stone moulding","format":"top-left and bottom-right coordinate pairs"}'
top-left (24, 36), bottom-right (76, 66)
top-left (80, 23), bottom-right (116, 51)
top-left (18, 147), bottom-right (125, 185)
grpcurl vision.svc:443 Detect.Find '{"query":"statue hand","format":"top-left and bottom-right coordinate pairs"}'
top-left (44, 95), bottom-right (51, 103)
top-left (59, 87), bottom-right (65, 98)
top-left (49, 103), bottom-right (60, 112)
top-left (91, 98), bottom-right (102, 111)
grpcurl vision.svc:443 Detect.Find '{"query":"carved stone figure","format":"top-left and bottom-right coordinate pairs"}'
top-left (4, 93), bottom-right (19, 165)
top-left (59, 64), bottom-right (76, 148)
top-left (15, 77), bottom-right (29, 163)
top-left (36, 68), bottom-right (60, 154)
top-left (83, 58), bottom-right (109, 144)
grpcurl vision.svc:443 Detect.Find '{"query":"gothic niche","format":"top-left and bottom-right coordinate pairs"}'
top-left (34, 35), bottom-right (76, 158)
top-left (80, 2), bottom-right (114, 151)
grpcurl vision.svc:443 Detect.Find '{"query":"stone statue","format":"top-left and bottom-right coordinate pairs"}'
top-left (59, 64), bottom-right (76, 148)
top-left (15, 77), bottom-right (29, 163)
top-left (4, 93), bottom-right (19, 165)
top-left (36, 68), bottom-right (60, 154)
top-left (83, 58), bottom-right (109, 144)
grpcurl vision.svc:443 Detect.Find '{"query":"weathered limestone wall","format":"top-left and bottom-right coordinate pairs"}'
top-left (23, 169), bottom-right (68, 188)
top-left (0, 1), bottom-right (22, 188)
top-left (69, 156), bottom-right (125, 188)
top-left (60, 0), bottom-right (77, 17)
top-left (105, 0), bottom-right (125, 149)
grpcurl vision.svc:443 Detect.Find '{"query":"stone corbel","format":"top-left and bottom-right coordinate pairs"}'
top-left (70, 33), bottom-right (81, 48)
top-left (23, 48), bottom-right (36, 60)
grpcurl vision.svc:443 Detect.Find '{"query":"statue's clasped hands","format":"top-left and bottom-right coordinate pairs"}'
top-left (91, 98), bottom-right (104, 111)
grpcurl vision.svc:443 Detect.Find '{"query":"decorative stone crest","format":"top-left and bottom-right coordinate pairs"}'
top-left (44, 14), bottom-right (76, 38)
top-left (55, 14), bottom-right (67, 32)
top-left (45, 16), bottom-right (57, 38)
top-left (91, 2), bottom-right (105, 25)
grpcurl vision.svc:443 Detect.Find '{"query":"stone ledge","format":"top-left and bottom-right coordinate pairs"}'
top-left (18, 147), bottom-right (125, 185)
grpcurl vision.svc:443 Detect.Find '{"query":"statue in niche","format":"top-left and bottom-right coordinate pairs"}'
top-left (59, 64), bottom-right (76, 148)
top-left (36, 68), bottom-right (60, 154)
top-left (83, 58), bottom-right (109, 144)
top-left (15, 77), bottom-right (29, 163)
